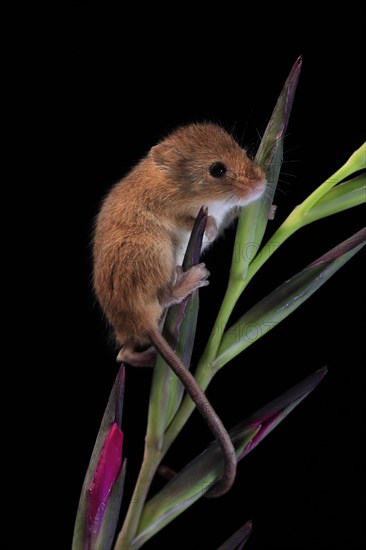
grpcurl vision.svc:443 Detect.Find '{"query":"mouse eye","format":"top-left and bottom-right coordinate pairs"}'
top-left (209, 162), bottom-right (227, 178)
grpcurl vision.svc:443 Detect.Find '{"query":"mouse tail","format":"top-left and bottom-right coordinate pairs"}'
top-left (146, 326), bottom-right (236, 497)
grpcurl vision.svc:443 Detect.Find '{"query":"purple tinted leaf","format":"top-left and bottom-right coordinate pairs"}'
top-left (233, 57), bottom-right (302, 279)
top-left (217, 228), bottom-right (366, 368)
top-left (147, 208), bottom-right (208, 445)
top-left (308, 227), bottom-right (366, 267)
top-left (164, 205), bottom-right (208, 365)
top-left (164, 207), bottom-right (208, 423)
top-left (257, 55), bottom-right (302, 163)
top-left (136, 368), bottom-right (326, 545)
top-left (237, 367), bottom-right (327, 460)
top-left (183, 205), bottom-right (208, 269)
top-left (256, 55), bottom-right (302, 212)
top-left (217, 520), bottom-right (253, 550)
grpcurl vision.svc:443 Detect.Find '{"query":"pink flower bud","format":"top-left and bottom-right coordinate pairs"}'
top-left (86, 422), bottom-right (123, 542)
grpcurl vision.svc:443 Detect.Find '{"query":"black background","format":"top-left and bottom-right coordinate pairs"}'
top-left (30, 8), bottom-right (365, 550)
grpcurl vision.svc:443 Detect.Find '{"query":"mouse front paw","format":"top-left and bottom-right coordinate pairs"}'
top-left (180, 263), bottom-right (210, 290)
top-left (163, 264), bottom-right (210, 307)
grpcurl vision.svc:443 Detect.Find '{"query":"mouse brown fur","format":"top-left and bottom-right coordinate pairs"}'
top-left (93, 122), bottom-right (265, 349)
top-left (93, 122), bottom-right (266, 497)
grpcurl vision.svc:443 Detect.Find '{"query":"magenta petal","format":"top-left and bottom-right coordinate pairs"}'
top-left (87, 422), bottom-right (123, 540)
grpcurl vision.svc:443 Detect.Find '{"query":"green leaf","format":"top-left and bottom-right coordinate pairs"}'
top-left (164, 208), bottom-right (208, 427)
top-left (215, 228), bottom-right (366, 370)
top-left (72, 367), bottom-right (125, 550)
top-left (242, 145), bottom-right (366, 287)
top-left (132, 427), bottom-right (259, 549)
top-left (297, 142), bottom-right (366, 215)
top-left (216, 520), bottom-right (253, 550)
top-left (146, 207), bottom-right (207, 448)
top-left (231, 56), bottom-right (302, 281)
top-left (302, 173), bottom-right (366, 224)
top-left (133, 367), bottom-right (326, 547)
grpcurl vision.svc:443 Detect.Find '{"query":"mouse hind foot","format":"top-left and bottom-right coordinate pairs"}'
top-left (117, 344), bottom-right (156, 367)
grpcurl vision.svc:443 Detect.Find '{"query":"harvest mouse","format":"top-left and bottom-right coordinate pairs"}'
top-left (93, 122), bottom-right (266, 496)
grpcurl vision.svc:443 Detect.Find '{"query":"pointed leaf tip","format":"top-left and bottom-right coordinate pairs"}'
top-left (237, 367), bottom-right (327, 460)
top-left (316, 366), bottom-right (328, 377)
top-left (278, 56), bottom-right (302, 139)
top-left (308, 227), bottom-right (366, 267)
top-left (217, 519), bottom-right (253, 549)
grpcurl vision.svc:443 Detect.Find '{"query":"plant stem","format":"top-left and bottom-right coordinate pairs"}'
top-left (114, 448), bottom-right (162, 550)
top-left (162, 156), bottom-right (364, 449)
top-left (245, 213), bottom-right (303, 284)
top-left (202, 279), bottom-right (244, 368)
top-left (163, 214), bottom-right (303, 450)
top-left (119, 144), bottom-right (365, 546)
top-left (161, 279), bottom-right (244, 446)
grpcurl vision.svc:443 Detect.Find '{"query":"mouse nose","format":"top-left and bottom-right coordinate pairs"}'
top-left (238, 163), bottom-right (266, 188)
top-left (250, 164), bottom-right (266, 191)
top-left (256, 175), bottom-right (267, 193)
top-left (252, 163), bottom-right (266, 183)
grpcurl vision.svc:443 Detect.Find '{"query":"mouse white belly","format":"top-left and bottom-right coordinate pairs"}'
top-left (174, 200), bottom-right (246, 266)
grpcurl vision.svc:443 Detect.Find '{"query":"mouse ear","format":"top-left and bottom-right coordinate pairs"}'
top-left (150, 143), bottom-right (176, 168)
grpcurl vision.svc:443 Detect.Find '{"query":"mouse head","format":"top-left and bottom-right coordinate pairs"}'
top-left (150, 122), bottom-right (266, 206)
